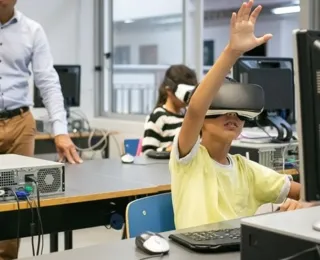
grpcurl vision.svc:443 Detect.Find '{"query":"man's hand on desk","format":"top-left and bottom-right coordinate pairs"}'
top-left (54, 134), bottom-right (83, 164)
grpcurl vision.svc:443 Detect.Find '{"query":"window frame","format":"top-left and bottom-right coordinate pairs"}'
top-left (96, 0), bottom-right (204, 120)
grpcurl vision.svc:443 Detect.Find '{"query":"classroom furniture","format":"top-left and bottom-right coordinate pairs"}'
top-left (34, 132), bottom-right (112, 158)
top-left (0, 158), bottom-right (170, 253)
top-left (21, 218), bottom-right (242, 260)
top-left (125, 192), bottom-right (175, 238)
top-left (22, 207), bottom-right (320, 260)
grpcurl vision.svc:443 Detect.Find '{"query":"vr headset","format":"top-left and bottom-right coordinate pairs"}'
top-left (175, 84), bottom-right (195, 104)
top-left (203, 82), bottom-right (265, 121)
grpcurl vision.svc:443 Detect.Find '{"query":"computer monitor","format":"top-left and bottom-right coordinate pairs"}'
top-left (293, 29), bottom-right (320, 232)
top-left (243, 42), bottom-right (267, 57)
top-left (233, 57), bottom-right (295, 142)
top-left (34, 65), bottom-right (81, 118)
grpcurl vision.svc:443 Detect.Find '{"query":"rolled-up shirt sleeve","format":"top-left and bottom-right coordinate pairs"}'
top-left (31, 25), bottom-right (68, 136)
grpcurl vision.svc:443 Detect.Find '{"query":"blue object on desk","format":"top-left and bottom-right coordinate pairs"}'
top-left (125, 193), bottom-right (175, 238)
top-left (124, 139), bottom-right (140, 156)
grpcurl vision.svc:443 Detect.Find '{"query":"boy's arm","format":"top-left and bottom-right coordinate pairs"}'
top-left (178, 1), bottom-right (272, 157)
top-left (288, 181), bottom-right (301, 200)
top-left (247, 159), bottom-right (297, 204)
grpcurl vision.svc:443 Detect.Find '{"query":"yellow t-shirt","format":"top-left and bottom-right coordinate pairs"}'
top-left (169, 136), bottom-right (291, 230)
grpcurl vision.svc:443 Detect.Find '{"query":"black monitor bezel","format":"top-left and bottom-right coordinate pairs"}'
top-left (33, 65), bottom-right (81, 108)
top-left (232, 56), bottom-right (295, 124)
top-left (294, 29), bottom-right (320, 201)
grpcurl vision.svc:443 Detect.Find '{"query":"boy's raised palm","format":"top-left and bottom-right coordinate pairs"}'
top-left (229, 0), bottom-right (272, 54)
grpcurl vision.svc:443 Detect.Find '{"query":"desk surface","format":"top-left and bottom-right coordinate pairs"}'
top-left (22, 220), bottom-right (241, 260)
top-left (0, 158), bottom-right (170, 212)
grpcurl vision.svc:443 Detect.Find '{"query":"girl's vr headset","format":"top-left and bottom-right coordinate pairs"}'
top-left (188, 82), bottom-right (264, 121)
top-left (174, 84), bottom-right (195, 104)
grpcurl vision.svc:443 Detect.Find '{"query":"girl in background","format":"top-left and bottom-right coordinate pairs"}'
top-left (142, 64), bottom-right (197, 153)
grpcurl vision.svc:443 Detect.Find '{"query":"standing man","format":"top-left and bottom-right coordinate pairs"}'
top-left (0, 0), bottom-right (83, 259)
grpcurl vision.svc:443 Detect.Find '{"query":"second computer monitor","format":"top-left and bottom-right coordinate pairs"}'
top-left (33, 65), bottom-right (81, 108)
top-left (232, 57), bottom-right (295, 124)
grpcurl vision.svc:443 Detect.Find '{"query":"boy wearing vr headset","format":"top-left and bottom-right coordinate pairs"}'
top-left (142, 65), bottom-right (197, 154)
top-left (169, 0), bottom-right (307, 230)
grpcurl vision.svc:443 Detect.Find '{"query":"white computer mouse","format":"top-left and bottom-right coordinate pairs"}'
top-left (121, 153), bottom-right (135, 164)
top-left (135, 231), bottom-right (170, 255)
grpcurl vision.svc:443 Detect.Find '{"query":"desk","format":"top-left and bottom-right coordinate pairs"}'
top-left (0, 159), bottom-right (171, 252)
top-left (22, 220), bottom-right (241, 260)
top-left (35, 132), bottom-right (113, 158)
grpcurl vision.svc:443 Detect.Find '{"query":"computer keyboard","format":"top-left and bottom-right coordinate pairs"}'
top-left (169, 227), bottom-right (241, 253)
top-left (183, 228), bottom-right (241, 241)
top-left (146, 150), bottom-right (170, 160)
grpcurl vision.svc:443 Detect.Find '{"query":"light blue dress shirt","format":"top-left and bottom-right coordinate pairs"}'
top-left (0, 10), bottom-right (67, 135)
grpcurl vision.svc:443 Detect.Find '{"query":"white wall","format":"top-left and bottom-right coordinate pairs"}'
top-left (17, 0), bottom-right (95, 119)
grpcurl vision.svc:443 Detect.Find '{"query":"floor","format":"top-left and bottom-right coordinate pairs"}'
top-left (19, 227), bottom-right (122, 259)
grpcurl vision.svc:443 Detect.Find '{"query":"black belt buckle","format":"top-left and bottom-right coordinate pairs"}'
top-left (0, 110), bottom-right (9, 120)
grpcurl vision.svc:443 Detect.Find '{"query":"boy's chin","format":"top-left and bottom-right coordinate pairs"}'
top-left (224, 132), bottom-right (240, 142)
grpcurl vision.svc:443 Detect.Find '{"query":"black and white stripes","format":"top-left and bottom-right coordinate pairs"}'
top-left (142, 107), bottom-right (184, 153)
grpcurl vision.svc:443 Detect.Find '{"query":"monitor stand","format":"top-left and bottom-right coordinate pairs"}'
top-left (264, 115), bottom-right (293, 143)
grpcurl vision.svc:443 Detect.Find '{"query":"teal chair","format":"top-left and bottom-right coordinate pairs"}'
top-left (125, 193), bottom-right (175, 238)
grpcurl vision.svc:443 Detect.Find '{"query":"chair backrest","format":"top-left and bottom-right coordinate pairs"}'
top-left (125, 193), bottom-right (175, 238)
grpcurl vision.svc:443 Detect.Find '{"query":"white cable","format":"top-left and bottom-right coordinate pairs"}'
top-left (280, 246), bottom-right (319, 260)
top-left (69, 110), bottom-right (123, 157)
top-left (73, 128), bottom-right (109, 152)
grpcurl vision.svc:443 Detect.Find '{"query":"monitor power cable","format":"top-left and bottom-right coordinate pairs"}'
top-left (25, 176), bottom-right (44, 256)
top-left (26, 196), bottom-right (36, 256)
top-left (280, 245), bottom-right (320, 260)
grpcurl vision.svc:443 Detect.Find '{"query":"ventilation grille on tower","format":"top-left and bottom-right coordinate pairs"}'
top-left (37, 168), bottom-right (62, 194)
top-left (0, 171), bottom-right (16, 188)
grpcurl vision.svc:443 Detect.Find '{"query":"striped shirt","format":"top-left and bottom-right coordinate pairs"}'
top-left (142, 106), bottom-right (184, 153)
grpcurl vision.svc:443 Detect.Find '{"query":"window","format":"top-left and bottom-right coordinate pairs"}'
top-left (139, 45), bottom-right (158, 65)
top-left (114, 46), bottom-right (131, 64)
top-left (100, 0), bottom-right (204, 117)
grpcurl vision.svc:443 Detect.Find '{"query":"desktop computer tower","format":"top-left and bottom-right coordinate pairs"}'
top-left (230, 141), bottom-right (299, 174)
top-left (241, 223), bottom-right (317, 260)
top-left (0, 154), bottom-right (65, 199)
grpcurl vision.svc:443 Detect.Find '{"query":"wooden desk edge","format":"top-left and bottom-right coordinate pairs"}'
top-left (0, 185), bottom-right (167, 212)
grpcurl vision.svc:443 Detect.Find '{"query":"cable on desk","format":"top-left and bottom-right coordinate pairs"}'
top-left (25, 176), bottom-right (44, 256)
top-left (139, 253), bottom-right (165, 260)
top-left (34, 183), bottom-right (44, 256)
top-left (280, 245), bottom-right (320, 260)
top-left (255, 120), bottom-right (274, 139)
top-left (26, 196), bottom-right (36, 256)
top-left (4, 187), bottom-right (21, 257)
top-left (69, 110), bottom-right (110, 155)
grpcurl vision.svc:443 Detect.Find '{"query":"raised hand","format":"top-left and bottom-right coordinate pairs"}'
top-left (228, 0), bottom-right (272, 55)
